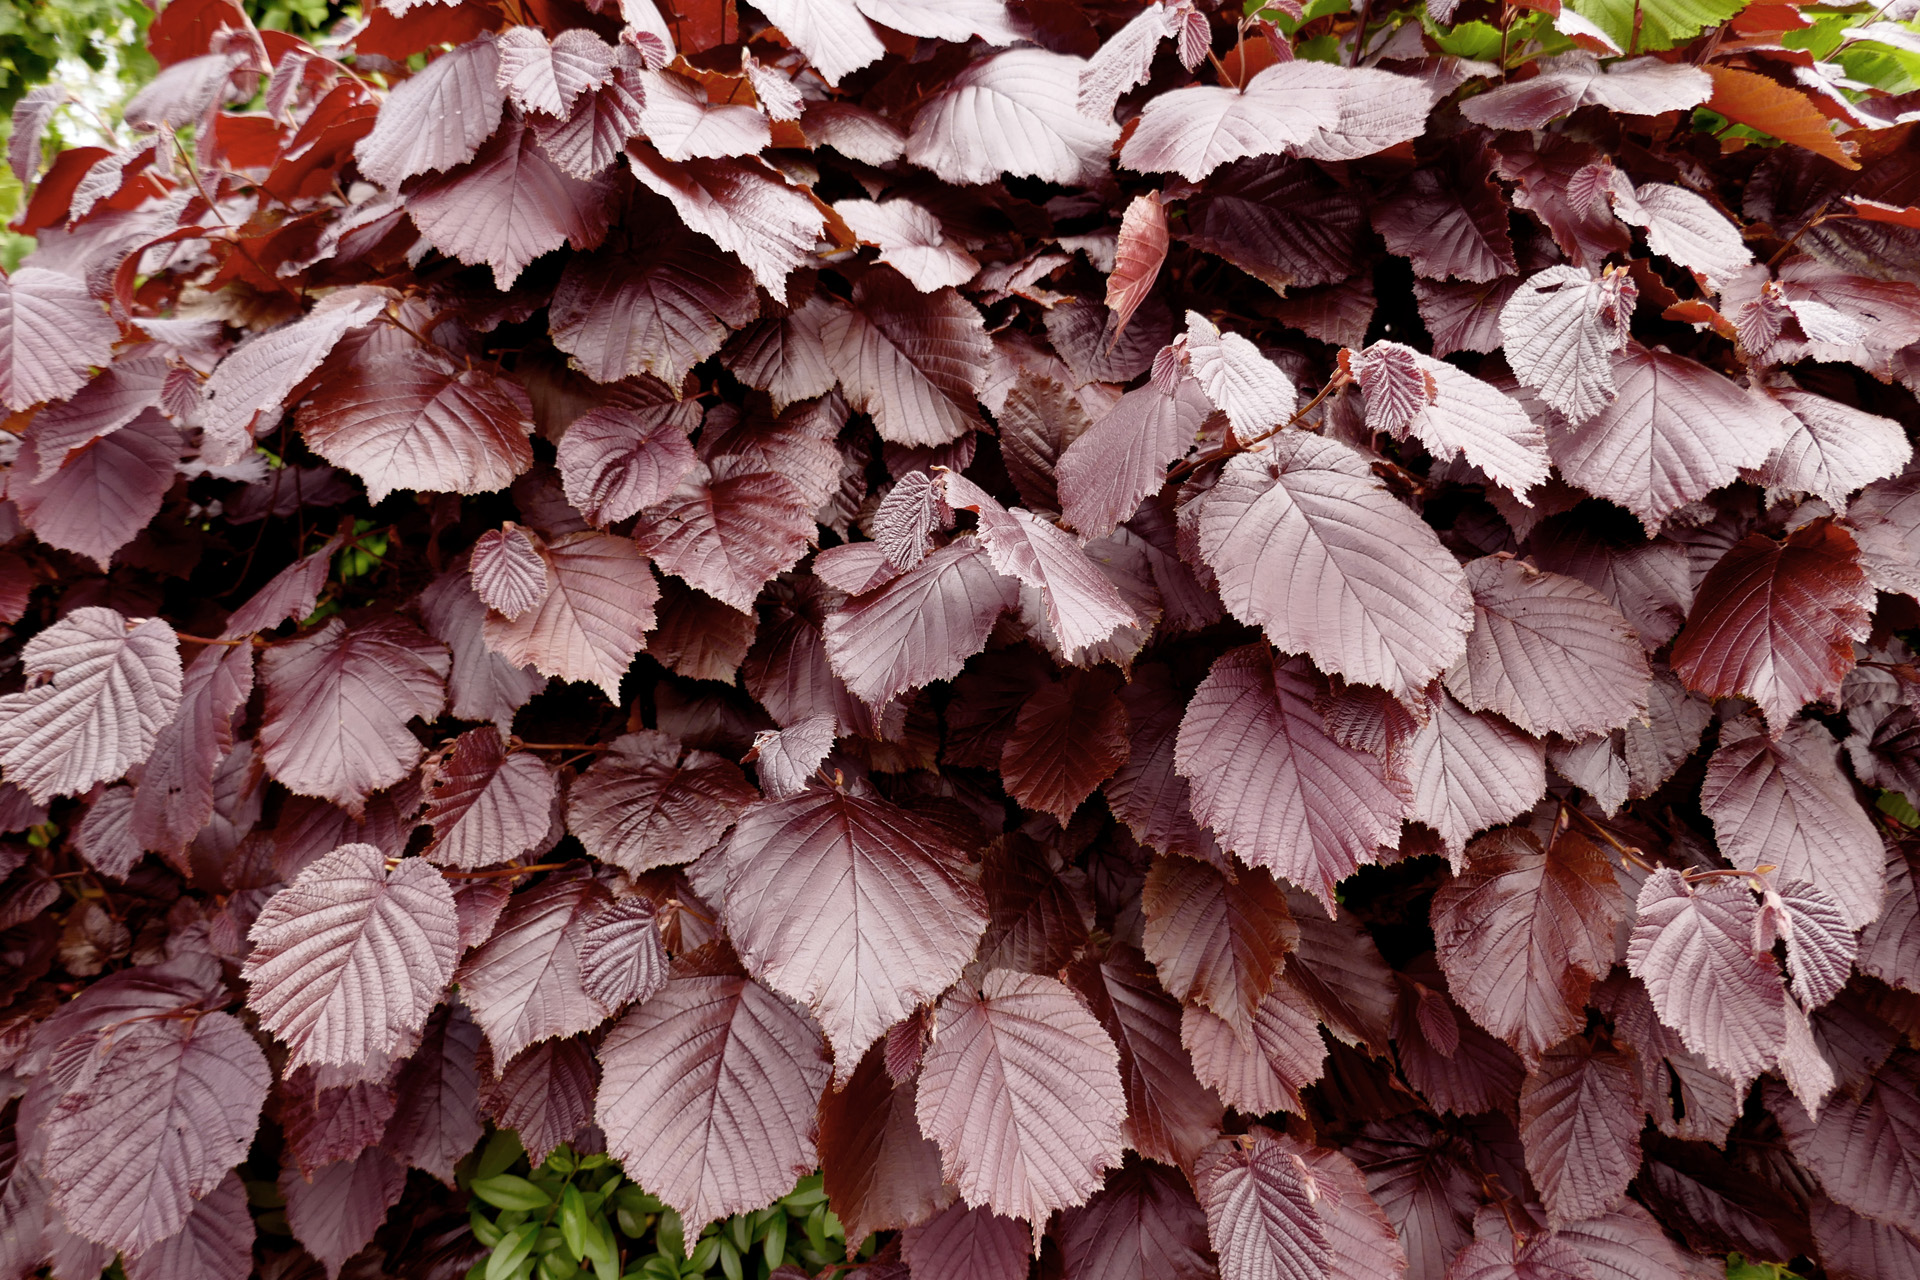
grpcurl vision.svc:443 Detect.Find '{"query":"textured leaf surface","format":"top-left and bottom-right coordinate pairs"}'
top-left (823, 536), bottom-right (1017, 708)
top-left (0, 267), bottom-right (119, 412)
top-left (1142, 853), bottom-right (1295, 1041)
top-left (1195, 1131), bottom-right (1330, 1280)
top-left (259, 616), bottom-right (448, 814)
top-left (1671, 521), bottom-right (1873, 730)
top-left (243, 843), bottom-right (460, 1072)
top-left (1175, 645), bottom-right (1408, 907)
top-left (456, 867), bottom-right (613, 1065)
top-left (917, 969), bottom-right (1126, 1226)
top-left (43, 1012), bottom-right (269, 1254)
top-left (720, 787), bottom-right (988, 1083)
top-left (907, 49), bottom-right (1120, 185)
top-left (1057, 378), bottom-right (1215, 539)
top-left (1057, 1156), bottom-right (1215, 1280)
top-left (597, 974), bottom-right (830, 1234)
top-left (1627, 868), bottom-right (1786, 1090)
top-left (482, 531), bottom-right (658, 699)
top-left (482, 1036), bottom-right (597, 1165)
top-left (354, 38), bottom-right (503, 187)
top-left (567, 729), bottom-right (757, 873)
top-left (822, 272), bottom-right (989, 447)
top-left (1445, 556), bottom-right (1650, 738)
top-left (422, 728), bottom-right (557, 869)
top-left (1403, 692), bottom-right (1548, 861)
top-left (631, 458), bottom-right (815, 611)
top-left (1431, 828), bottom-right (1622, 1063)
top-left (817, 1043), bottom-right (953, 1245)
top-left (0, 608), bottom-right (183, 804)
top-left (1519, 1039), bottom-right (1642, 1224)
top-left (1500, 265), bottom-right (1633, 425)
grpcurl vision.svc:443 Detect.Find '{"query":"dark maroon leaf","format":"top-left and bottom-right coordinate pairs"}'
top-left (1175, 646), bottom-right (1409, 909)
top-left (381, 1000), bottom-right (484, 1184)
top-left (1106, 665), bottom-right (1224, 864)
top-left (631, 458), bottom-right (815, 611)
top-left (244, 842), bottom-right (460, 1072)
top-left (122, 1171), bottom-right (253, 1280)
top-left (481, 530), bottom-right (658, 699)
top-left (557, 401), bottom-right (700, 527)
top-left (577, 894), bottom-right (668, 1010)
top-left (1671, 520), bottom-right (1873, 730)
top-left (419, 559), bottom-right (544, 731)
top-left (279, 1146), bottom-right (406, 1280)
top-left (567, 729), bottom-right (758, 873)
top-left (1141, 853), bottom-right (1296, 1042)
top-left (1193, 1130), bottom-right (1330, 1280)
top-left (1056, 1156), bottom-right (1218, 1280)
top-left (258, 615), bottom-right (448, 814)
top-left (597, 974), bottom-right (830, 1233)
top-left (200, 287), bottom-right (389, 465)
top-left (817, 1041), bottom-right (953, 1246)
top-left (550, 225), bottom-right (756, 388)
top-left (823, 536), bottom-right (1018, 709)
top-left (1000, 668), bottom-right (1129, 822)
top-left (1519, 1038), bottom-right (1643, 1224)
top-left (1372, 161), bottom-right (1517, 284)
top-left (222, 536), bottom-right (341, 638)
top-left (901, 1202), bottom-right (1030, 1280)
top-left (1431, 827), bottom-right (1622, 1063)
top-left (15, 410), bottom-right (181, 570)
top-left (1773, 1050), bottom-right (1920, 1229)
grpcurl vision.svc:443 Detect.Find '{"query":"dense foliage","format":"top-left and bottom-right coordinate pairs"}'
top-left (1, 0), bottom-right (1919, 1277)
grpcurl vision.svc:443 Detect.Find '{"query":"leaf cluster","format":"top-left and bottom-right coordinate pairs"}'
top-left (0, 0), bottom-right (1918, 1279)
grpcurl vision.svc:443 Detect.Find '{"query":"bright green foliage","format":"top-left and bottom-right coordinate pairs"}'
top-left (464, 1135), bottom-right (868, 1280)
top-left (0, 0), bottom-right (152, 111)
top-left (1567, 0), bottom-right (1745, 51)
top-left (1878, 789), bottom-right (1920, 830)
top-left (1725, 1255), bottom-right (1810, 1280)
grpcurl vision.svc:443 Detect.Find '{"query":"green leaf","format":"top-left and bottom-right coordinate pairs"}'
top-left (1565, 0), bottom-right (1743, 51)
top-left (687, 1236), bottom-right (720, 1272)
top-left (1430, 19), bottom-right (1503, 59)
top-left (1879, 790), bottom-right (1920, 828)
top-left (560, 1186), bottom-right (591, 1261)
top-left (472, 1209), bottom-right (504, 1249)
top-left (476, 1131), bottom-right (526, 1181)
top-left (473, 1175), bottom-right (553, 1213)
top-left (487, 1224), bottom-right (540, 1280)
top-left (718, 1237), bottom-right (743, 1280)
top-left (764, 1214), bottom-right (786, 1270)
top-left (657, 1210), bottom-right (686, 1263)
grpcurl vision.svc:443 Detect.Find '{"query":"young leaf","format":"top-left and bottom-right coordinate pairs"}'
top-left (469, 526), bottom-right (549, 621)
top-left (455, 866), bottom-right (614, 1064)
top-left (822, 271), bottom-right (990, 447)
top-left (243, 843), bottom-right (460, 1072)
top-left (1193, 1131), bottom-right (1330, 1280)
top-left (1500, 265), bottom-right (1635, 425)
top-left (1107, 194), bottom-right (1168, 341)
top-left (481, 1036), bottom-right (598, 1165)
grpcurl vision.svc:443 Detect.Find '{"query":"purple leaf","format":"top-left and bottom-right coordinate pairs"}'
top-left (907, 49), bottom-right (1120, 186)
top-left (482, 1036), bottom-right (598, 1165)
top-left (455, 866), bottom-right (613, 1064)
top-left (1194, 1130), bottom-right (1330, 1280)
top-left (481, 531), bottom-right (659, 699)
top-left (422, 727), bottom-right (557, 869)
top-left (243, 843), bottom-right (460, 1072)
top-left (557, 401), bottom-right (700, 527)
top-left (354, 37), bottom-right (504, 188)
top-left (567, 729), bottom-right (758, 873)
top-left (0, 266), bottom-right (119, 412)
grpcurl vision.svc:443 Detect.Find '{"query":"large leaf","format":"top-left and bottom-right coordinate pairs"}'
top-left (1500, 265), bottom-right (1635, 425)
top-left (481, 531), bottom-right (659, 699)
top-left (1182, 982), bottom-right (1328, 1115)
top-left (1431, 827), bottom-right (1622, 1064)
top-left (1198, 435), bottom-right (1472, 701)
top-left (121, 1172), bottom-right (253, 1280)
top-left (1701, 716), bottom-right (1884, 930)
top-left (901, 1203), bottom-right (1031, 1280)
top-left (907, 49), bottom-right (1120, 185)
top-left (0, 267), bottom-right (120, 412)
top-left (1627, 868), bottom-right (1787, 1091)
top-left (1671, 520), bottom-right (1873, 730)
top-left (1462, 53), bottom-right (1712, 129)
top-left (407, 117), bottom-right (611, 290)
top-left (243, 842), bottom-right (460, 1072)
top-left (421, 727), bottom-right (557, 870)
top-left (455, 866), bottom-right (614, 1064)
top-left (1194, 1131), bottom-right (1330, 1280)
top-left (1056, 1156), bottom-right (1217, 1280)
top-left (1551, 344), bottom-right (1792, 529)
top-left (42, 1011), bottom-right (269, 1254)
top-left (549, 225), bottom-right (756, 388)
top-left (1175, 645), bottom-right (1409, 908)
top-left (1348, 343), bottom-right (1550, 499)
top-left (1402, 692), bottom-right (1547, 862)
top-left (597, 974), bottom-right (830, 1234)
top-left (822, 271), bottom-right (988, 447)
top-left (1519, 1038), bottom-right (1643, 1224)
top-left (1774, 1051), bottom-right (1920, 1228)
top-left (0, 607), bottom-right (182, 804)
top-left (298, 346), bottom-right (534, 502)
top-left (1179, 155), bottom-right (1368, 292)
top-left (749, 0), bottom-right (883, 85)
top-left (719, 786), bottom-right (989, 1083)
top-left (1752, 388), bottom-right (1912, 508)
top-left (354, 37), bottom-right (503, 187)
top-left (258, 615), bottom-right (449, 814)
top-left (631, 458), bottom-right (815, 611)
top-left (567, 729), bottom-right (757, 873)
top-left (1067, 943), bottom-right (1226, 1171)
top-left (381, 1000), bottom-right (484, 1183)
top-left (823, 536), bottom-right (1018, 708)
top-left (1444, 556), bottom-right (1651, 738)
top-left (279, 1147), bottom-right (406, 1280)
top-left (1057, 377), bottom-right (1216, 540)
top-left (917, 969), bottom-right (1126, 1227)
